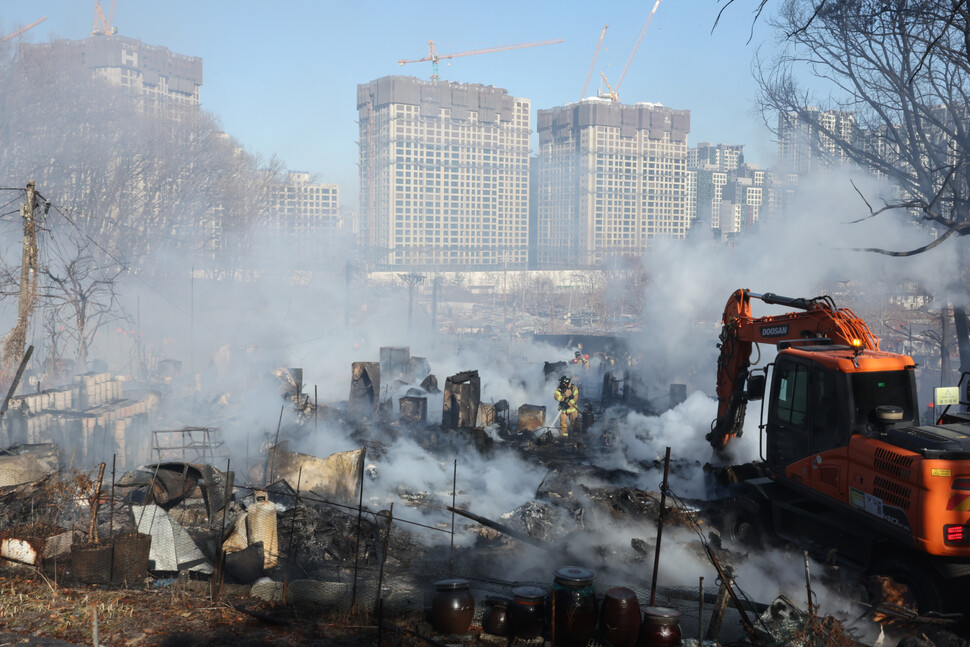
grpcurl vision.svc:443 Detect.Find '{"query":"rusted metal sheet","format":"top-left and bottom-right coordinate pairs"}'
top-left (269, 447), bottom-right (365, 506)
top-left (132, 503), bottom-right (212, 574)
top-left (0, 443), bottom-right (59, 487)
top-left (517, 405), bottom-right (546, 431)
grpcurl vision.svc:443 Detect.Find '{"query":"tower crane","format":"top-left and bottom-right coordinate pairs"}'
top-left (579, 25), bottom-right (608, 101)
top-left (92, 0), bottom-right (118, 36)
top-left (398, 39), bottom-right (563, 81)
top-left (613, 0), bottom-right (662, 99)
top-left (598, 72), bottom-right (618, 102)
top-left (1, 17), bottom-right (47, 43)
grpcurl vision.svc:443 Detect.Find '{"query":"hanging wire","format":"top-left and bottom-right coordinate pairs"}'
top-left (661, 483), bottom-right (773, 635)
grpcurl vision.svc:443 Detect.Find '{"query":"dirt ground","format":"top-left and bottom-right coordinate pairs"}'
top-left (0, 567), bottom-right (412, 647)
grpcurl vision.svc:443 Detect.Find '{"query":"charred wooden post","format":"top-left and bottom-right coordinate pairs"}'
top-left (88, 462), bottom-right (106, 544)
top-left (704, 545), bottom-right (762, 644)
top-left (649, 446), bottom-right (671, 606)
top-left (705, 565), bottom-right (731, 641)
top-left (374, 503), bottom-right (393, 615)
top-left (349, 362), bottom-right (380, 418)
top-left (443, 370), bottom-right (480, 429)
top-left (351, 457), bottom-right (366, 615)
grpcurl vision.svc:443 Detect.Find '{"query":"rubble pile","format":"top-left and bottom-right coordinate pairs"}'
top-left (0, 341), bottom-right (964, 647)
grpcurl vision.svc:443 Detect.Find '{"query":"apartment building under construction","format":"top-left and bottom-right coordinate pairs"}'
top-left (20, 34), bottom-right (202, 117)
top-left (357, 76), bottom-right (530, 269)
top-left (535, 99), bottom-right (691, 267)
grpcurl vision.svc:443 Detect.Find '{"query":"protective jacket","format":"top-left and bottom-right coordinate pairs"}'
top-left (554, 383), bottom-right (579, 414)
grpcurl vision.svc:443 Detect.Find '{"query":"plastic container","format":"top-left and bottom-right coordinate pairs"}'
top-left (247, 492), bottom-right (278, 569)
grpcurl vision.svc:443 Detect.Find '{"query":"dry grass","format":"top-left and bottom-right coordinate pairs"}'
top-left (0, 567), bottom-right (391, 646)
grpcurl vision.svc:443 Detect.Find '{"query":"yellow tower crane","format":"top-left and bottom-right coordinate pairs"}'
top-left (92, 0), bottom-right (118, 36)
top-left (1, 17), bottom-right (46, 43)
top-left (613, 0), bottom-right (663, 100)
top-left (580, 25), bottom-right (609, 101)
top-left (398, 39), bottom-right (563, 81)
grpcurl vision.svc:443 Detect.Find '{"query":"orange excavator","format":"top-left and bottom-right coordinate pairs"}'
top-left (709, 289), bottom-right (970, 613)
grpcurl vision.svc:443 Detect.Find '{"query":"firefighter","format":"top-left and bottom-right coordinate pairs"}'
top-left (554, 375), bottom-right (580, 437)
top-left (571, 350), bottom-right (590, 369)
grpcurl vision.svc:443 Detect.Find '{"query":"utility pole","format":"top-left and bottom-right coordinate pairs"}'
top-left (2, 181), bottom-right (38, 382)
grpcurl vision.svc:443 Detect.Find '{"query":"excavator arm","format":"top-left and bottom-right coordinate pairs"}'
top-left (707, 288), bottom-right (881, 450)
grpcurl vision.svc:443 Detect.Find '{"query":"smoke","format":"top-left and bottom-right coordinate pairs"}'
top-left (1, 93), bottom-right (953, 643)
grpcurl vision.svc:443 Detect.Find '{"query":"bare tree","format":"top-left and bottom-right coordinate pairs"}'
top-left (753, 0), bottom-right (970, 256)
top-left (398, 272), bottom-right (425, 331)
top-left (0, 38), bottom-right (284, 267)
top-left (40, 234), bottom-right (125, 373)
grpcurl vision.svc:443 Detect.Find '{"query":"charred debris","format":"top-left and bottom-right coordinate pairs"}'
top-left (0, 340), bottom-right (962, 646)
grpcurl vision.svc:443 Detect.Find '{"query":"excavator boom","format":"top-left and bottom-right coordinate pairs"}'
top-left (709, 288), bottom-right (881, 449)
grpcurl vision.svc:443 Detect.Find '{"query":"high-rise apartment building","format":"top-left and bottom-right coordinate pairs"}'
top-left (777, 108), bottom-right (855, 174)
top-left (266, 171), bottom-right (341, 262)
top-left (722, 171), bottom-right (764, 233)
top-left (693, 169), bottom-right (728, 233)
top-left (689, 142), bottom-right (744, 172)
top-left (357, 76), bottom-right (531, 269)
top-left (535, 99), bottom-right (690, 267)
top-left (20, 34), bottom-right (202, 117)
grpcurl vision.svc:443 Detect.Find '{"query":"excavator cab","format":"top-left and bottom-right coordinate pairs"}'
top-left (763, 348), bottom-right (919, 469)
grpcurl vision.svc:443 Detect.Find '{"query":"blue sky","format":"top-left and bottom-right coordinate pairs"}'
top-left (2, 1), bottom-right (777, 209)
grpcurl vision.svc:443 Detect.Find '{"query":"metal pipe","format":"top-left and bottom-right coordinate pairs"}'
top-left (214, 458), bottom-right (231, 600)
top-left (450, 459), bottom-right (456, 576)
top-left (803, 551), bottom-right (814, 617)
top-left (109, 454), bottom-right (115, 542)
top-left (698, 576), bottom-right (704, 645)
top-left (446, 506), bottom-right (548, 549)
top-left (649, 446), bottom-right (671, 606)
